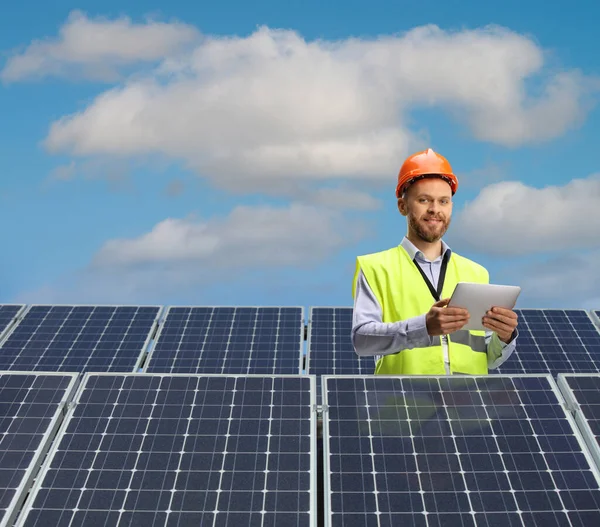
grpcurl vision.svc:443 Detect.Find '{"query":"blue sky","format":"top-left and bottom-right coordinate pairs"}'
top-left (1, 1), bottom-right (600, 311)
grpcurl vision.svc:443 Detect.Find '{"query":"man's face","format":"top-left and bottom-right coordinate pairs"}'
top-left (398, 177), bottom-right (453, 242)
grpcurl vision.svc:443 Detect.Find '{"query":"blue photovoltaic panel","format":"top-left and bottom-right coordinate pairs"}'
top-left (0, 305), bottom-right (160, 372)
top-left (496, 309), bottom-right (600, 374)
top-left (307, 308), bottom-right (375, 376)
top-left (0, 305), bottom-right (24, 341)
top-left (324, 375), bottom-right (600, 527)
top-left (18, 374), bottom-right (315, 526)
top-left (306, 307), bottom-right (374, 405)
top-left (0, 372), bottom-right (77, 527)
top-left (145, 307), bottom-right (303, 374)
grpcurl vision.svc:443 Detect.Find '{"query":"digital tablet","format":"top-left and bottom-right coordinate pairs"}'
top-left (448, 282), bottom-right (521, 331)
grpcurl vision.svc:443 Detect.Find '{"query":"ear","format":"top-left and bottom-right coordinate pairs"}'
top-left (397, 197), bottom-right (408, 216)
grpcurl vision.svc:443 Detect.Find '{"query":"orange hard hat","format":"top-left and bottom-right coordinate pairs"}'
top-left (395, 148), bottom-right (458, 198)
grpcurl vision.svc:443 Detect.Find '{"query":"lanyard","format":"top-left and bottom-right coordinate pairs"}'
top-left (413, 251), bottom-right (450, 302)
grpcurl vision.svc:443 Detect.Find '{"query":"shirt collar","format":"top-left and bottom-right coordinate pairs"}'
top-left (401, 236), bottom-right (451, 262)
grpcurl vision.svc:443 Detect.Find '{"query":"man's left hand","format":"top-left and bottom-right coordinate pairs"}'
top-left (483, 307), bottom-right (518, 343)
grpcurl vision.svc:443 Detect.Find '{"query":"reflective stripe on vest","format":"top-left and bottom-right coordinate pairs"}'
top-left (353, 244), bottom-right (490, 375)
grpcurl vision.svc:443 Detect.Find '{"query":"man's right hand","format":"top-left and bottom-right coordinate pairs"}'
top-left (425, 298), bottom-right (470, 336)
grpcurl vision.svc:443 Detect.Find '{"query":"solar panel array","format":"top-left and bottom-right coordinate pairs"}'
top-left (0, 303), bottom-right (600, 525)
top-left (323, 374), bottom-right (600, 526)
top-left (0, 305), bottom-right (24, 342)
top-left (0, 372), bottom-right (77, 527)
top-left (2, 305), bottom-right (600, 381)
top-left (144, 306), bottom-right (303, 374)
top-left (17, 373), bottom-right (316, 527)
top-left (0, 305), bottom-right (160, 373)
top-left (496, 309), bottom-right (600, 375)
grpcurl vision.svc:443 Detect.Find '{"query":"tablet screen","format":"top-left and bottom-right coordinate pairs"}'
top-left (448, 282), bottom-right (521, 331)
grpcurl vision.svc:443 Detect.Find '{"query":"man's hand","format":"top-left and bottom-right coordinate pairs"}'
top-left (483, 307), bottom-right (518, 343)
top-left (426, 298), bottom-right (470, 336)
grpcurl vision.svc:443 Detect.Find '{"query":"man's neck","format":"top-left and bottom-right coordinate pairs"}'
top-left (406, 233), bottom-right (443, 261)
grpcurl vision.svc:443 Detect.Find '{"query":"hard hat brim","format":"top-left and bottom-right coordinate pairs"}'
top-left (396, 173), bottom-right (457, 198)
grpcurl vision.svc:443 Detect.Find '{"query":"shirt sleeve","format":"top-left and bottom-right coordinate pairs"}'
top-left (486, 329), bottom-right (519, 369)
top-left (351, 268), bottom-right (434, 357)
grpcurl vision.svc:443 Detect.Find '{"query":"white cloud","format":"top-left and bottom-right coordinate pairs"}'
top-left (458, 162), bottom-right (507, 190)
top-left (303, 187), bottom-right (382, 211)
top-left (453, 174), bottom-right (600, 255)
top-left (11, 270), bottom-right (178, 305)
top-left (466, 71), bottom-right (593, 146)
top-left (13, 202), bottom-right (368, 304)
top-left (44, 156), bottom-right (175, 193)
top-left (507, 251), bottom-right (600, 309)
top-left (92, 202), bottom-right (366, 269)
top-left (35, 23), bottom-right (597, 195)
top-left (1, 10), bottom-right (199, 82)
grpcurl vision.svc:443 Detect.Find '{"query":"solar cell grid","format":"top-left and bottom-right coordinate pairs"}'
top-left (0, 372), bottom-right (77, 527)
top-left (323, 374), bottom-right (600, 527)
top-left (307, 307), bottom-right (374, 376)
top-left (17, 373), bottom-right (316, 527)
top-left (0, 305), bottom-right (160, 373)
top-left (0, 306), bottom-right (24, 343)
top-left (144, 306), bottom-right (303, 374)
top-left (307, 307), bottom-right (375, 406)
top-left (495, 309), bottom-right (600, 375)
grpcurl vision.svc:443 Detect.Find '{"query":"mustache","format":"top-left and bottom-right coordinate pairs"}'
top-left (423, 214), bottom-right (446, 221)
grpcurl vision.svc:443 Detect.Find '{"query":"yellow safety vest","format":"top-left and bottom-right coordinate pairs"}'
top-left (353, 244), bottom-right (489, 375)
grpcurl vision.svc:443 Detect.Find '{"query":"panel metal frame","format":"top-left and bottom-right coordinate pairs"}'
top-left (15, 372), bottom-right (318, 527)
top-left (556, 373), bottom-right (600, 473)
top-left (305, 306), bottom-right (375, 375)
top-left (0, 304), bottom-right (163, 373)
top-left (321, 373), bottom-right (600, 527)
top-left (590, 310), bottom-right (600, 332)
top-left (495, 307), bottom-right (600, 373)
top-left (143, 305), bottom-right (305, 374)
top-left (0, 304), bottom-right (27, 346)
top-left (0, 371), bottom-right (79, 527)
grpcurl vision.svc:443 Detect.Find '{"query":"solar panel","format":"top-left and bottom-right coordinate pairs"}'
top-left (144, 306), bottom-right (304, 374)
top-left (323, 374), bottom-right (600, 526)
top-left (0, 372), bottom-right (77, 527)
top-left (0, 306), bottom-right (24, 338)
top-left (0, 305), bottom-right (161, 373)
top-left (17, 373), bottom-right (316, 526)
top-left (495, 309), bottom-right (600, 375)
top-left (306, 307), bottom-right (375, 376)
top-left (557, 374), bottom-right (600, 475)
top-left (306, 307), bottom-right (374, 405)
top-left (0, 305), bottom-right (25, 343)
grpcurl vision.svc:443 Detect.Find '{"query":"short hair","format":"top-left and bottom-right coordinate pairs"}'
top-left (400, 174), bottom-right (453, 199)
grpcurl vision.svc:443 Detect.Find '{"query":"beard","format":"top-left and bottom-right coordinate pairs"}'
top-left (409, 213), bottom-right (451, 243)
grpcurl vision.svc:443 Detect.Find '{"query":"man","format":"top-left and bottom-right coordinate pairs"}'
top-left (351, 148), bottom-right (518, 375)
